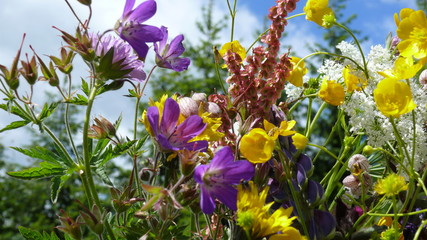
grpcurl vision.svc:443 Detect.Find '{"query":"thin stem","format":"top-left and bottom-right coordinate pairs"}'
top-left (307, 143), bottom-right (338, 160)
top-left (305, 102), bottom-right (327, 139)
top-left (64, 0), bottom-right (86, 28)
top-left (334, 22), bottom-right (369, 79)
top-left (226, 0), bottom-right (237, 41)
top-left (64, 74), bottom-right (81, 163)
top-left (42, 123), bottom-right (75, 166)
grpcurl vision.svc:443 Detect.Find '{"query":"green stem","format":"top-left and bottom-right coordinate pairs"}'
top-left (42, 123), bottom-right (75, 166)
top-left (82, 86), bottom-right (117, 240)
top-left (414, 220), bottom-right (427, 240)
top-left (307, 143), bottom-right (338, 160)
top-left (334, 22), bottom-right (369, 79)
top-left (226, 0), bottom-right (237, 41)
top-left (64, 74), bottom-right (81, 163)
top-left (305, 102), bottom-right (327, 139)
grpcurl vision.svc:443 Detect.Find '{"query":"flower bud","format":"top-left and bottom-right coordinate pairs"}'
top-left (56, 210), bottom-right (83, 240)
top-left (20, 54), bottom-right (38, 85)
top-left (178, 97), bottom-right (198, 117)
top-left (206, 102), bottom-right (222, 117)
top-left (191, 92), bottom-right (207, 104)
top-left (77, 0), bottom-right (91, 5)
top-left (419, 69), bottom-right (427, 87)
top-left (88, 116), bottom-right (116, 139)
top-left (348, 154), bottom-right (369, 174)
top-left (362, 145), bottom-right (374, 155)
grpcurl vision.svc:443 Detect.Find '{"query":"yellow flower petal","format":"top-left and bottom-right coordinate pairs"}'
top-left (240, 128), bottom-right (275, 164)
top-left (318, 79), bottom-right (345, 106)
top-left (373, 78), bottom-right (416, 118)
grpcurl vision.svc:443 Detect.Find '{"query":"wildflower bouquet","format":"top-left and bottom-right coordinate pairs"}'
top-left (1, 0), bottom-right (427, 239)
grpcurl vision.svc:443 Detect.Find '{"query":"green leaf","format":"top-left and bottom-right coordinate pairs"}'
top-left (18, 226), bottom-right (43, 240)
top-left (7, 161), bottom-right (65, 180)
top-left (67, 94), bottom-right (88, 105)
top-left (95, 166), bottom-right (114, 187)
top-left (11, 146), bottom-right (73, 168)
top-left (42, 231), bottom-right (60, 240)
top-left (0, 120), bottom-right (30, 132)
top-left (81, 78), bottom-right (89, 96)
top-left (51, 173), bottom-right (71, 203)
top-left (0, 103), bottom-right (32, 121)
top-left (92, 140), bottom-right (137, 167)
top-left (38, 102), bottom-right (60, 121)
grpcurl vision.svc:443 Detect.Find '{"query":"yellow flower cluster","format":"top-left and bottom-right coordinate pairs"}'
top-left (374, 173), bottom-right (408, 197)
top-left (236, 181), bottom-right (305, 240)
top-left (342, 66), bottom-right (367, 92)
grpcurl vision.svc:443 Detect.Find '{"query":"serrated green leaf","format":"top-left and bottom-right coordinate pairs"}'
top-left (0, 120), bottom-right (30, 132)
top-left (0, 103), bottom-right (32, 121)
top-left (51, 173), bottom-right (71, 203)
top-left (11, 146), bottom-right (73, 168)
top-left (7, 161), bottom-right (65, 180)
top-left (42, 231), bottom-right (61, 240)
top-left (95, 166), bottom-right (114, 187)
top-left (38, 102), bottom-right (60, 121)
top-left (67, 94), bottom-right (88, 105)
top-left (18, 226), bottom-right (43, 240)
top-left (81, 78), bottom-right (89, 96)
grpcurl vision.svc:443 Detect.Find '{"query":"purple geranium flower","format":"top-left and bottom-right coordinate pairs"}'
top-left (194, 146), bottom-right (255, 214)
top-left (115, 0), bottom-right (163, 60)
top-left (146, 98), bottom-right (208, 152)
top-left (91, 34), bottom-right (146, 81)
top-left (154, 26), bottom-right (191, 72)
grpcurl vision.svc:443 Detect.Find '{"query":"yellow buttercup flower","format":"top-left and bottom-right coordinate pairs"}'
top-left (288, 57), bottom-right (308, 87)
top-left (219, 40), bottom-right (246, 64)
top-left (342, 66), bottom-right (367, 92)
top-left (292, 133), bottom-right (308, 150)
top-left (396, 9), bottom-right (427, 59)
top-left (318, 79), bottom-right (345, 106)
top-left (304, 0), bottom-right (335, 28)
top-left (264, 119), bottom-right (297, 139)
top-left (394, 8), bottom-right (415, 26)
top-left (237, 182), bottom-right (304, 240)
top-left (373, 78), bottom-right (416, 118)
top-left (374, 173), bottom-right (408, 197)
top-left (240, 128), bottom-right (276, 164)
top-left (379, 57), bottom-right (423, 81)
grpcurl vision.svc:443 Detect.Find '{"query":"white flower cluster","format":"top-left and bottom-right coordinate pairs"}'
top-left (320, 41), bottom-right (427, 171)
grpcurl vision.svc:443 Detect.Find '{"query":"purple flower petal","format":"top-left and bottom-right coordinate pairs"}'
top-left (122, 0), bottom-right (135, 18)
top-left (158, 26), bottom-right (168, 52)
top-left (120, 35), bottom-right (150, 60)
top-left (127, 0), bottom-right (157, 23)
top-left (176, 140), bottom-right (208, 152)
top-left (219, 161), bottom-right (255, 184)
top-left (122, 24), bottom-right (164, 43)
top-left (146, 106), bottom-right (159, 135)
top-left (200, 187), bottom-right (216, 214)
top-left (213, 185), bottom-right (238, 211)
top-left (210, 147), bottom-right (234, 169)
top-left (160, 98), bottom-right (180, 135)
top-left (175, 115), bottom-right (206, 141)
top-left (155, 134), bottom-right (176, 151)
top-left (168, 57), bottom-right (191, 72)
top-left (194, 165), bottom-right (209, 184)
top-left (167, 34), bottom-right (185, 58)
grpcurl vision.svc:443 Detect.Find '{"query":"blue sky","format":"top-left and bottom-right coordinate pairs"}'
top-left (0, 0), bottom-right (420, 163)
